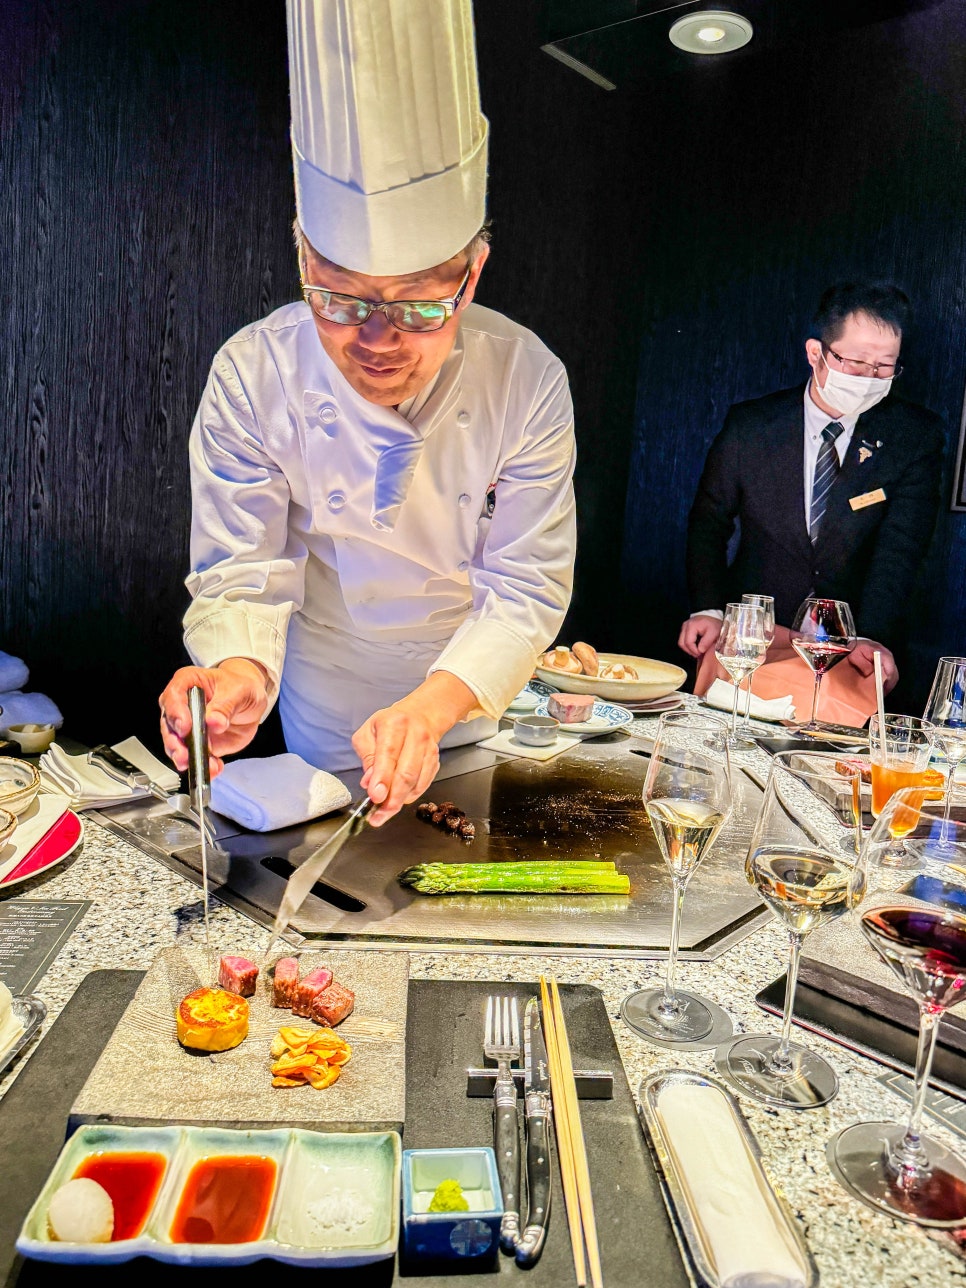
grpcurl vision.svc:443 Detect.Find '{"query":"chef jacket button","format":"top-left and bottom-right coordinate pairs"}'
top-left (458, 493), bottom-right (471, 508)
top-left (327, 491), bottom-right (347, 511)
top-left (457, 410), bottom-right (471, 428)
top-left (320, 405), bottom-right (338, 423)
top-left (458, 560), bottom-right (469, 572)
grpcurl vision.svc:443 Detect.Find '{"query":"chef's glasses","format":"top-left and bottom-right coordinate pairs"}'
top-left (301, 266), bottom-right (471, 333)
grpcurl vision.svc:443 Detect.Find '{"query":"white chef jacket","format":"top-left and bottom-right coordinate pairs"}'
top-left (182, 300), bottom-right (577, 771)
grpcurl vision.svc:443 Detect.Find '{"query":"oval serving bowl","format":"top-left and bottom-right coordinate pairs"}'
top-left (534, 653), bottom-right (687, 702)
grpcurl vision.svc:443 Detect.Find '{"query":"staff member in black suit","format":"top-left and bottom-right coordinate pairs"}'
top-left (678, 283), bottom-right (944, 692)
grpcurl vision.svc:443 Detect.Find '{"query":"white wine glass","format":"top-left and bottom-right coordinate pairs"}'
top-left (829, 792), bottom-right (966, 1226)
top-left (621, 710), bottom-right (733, 1044)
top-left (714, 601), bottom-right (768, 748)
top-left (739, 593), bottom-right (776, 737)
top-left (717, 752), bottom-right (864, 1108)
top-left (790, 597), bottom-right (856, 732)
top-left (923, 657), bottom-right (966, 844)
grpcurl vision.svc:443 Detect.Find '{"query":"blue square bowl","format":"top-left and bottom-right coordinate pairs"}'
top-left (401, 1147), bottom-right (503, 1262)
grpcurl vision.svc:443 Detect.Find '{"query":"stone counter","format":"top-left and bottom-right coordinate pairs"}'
top-left (2, 783), bottom-right (965, 1285)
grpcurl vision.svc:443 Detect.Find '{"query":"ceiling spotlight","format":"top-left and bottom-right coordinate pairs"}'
top-left (669, 10), bottom-right (753, 55)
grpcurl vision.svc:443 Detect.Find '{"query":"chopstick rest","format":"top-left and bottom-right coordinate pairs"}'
top-left (644, 1075), bottom-right (813, 1288)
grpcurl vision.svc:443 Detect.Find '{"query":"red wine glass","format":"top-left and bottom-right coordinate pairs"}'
top-left (790, 597), bottom-right (856, 732)
top-left (828, 793), bottom-right (966, 1225)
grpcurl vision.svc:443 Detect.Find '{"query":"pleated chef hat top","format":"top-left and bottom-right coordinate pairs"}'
top-left (287, 0), bottom-right (489, 276)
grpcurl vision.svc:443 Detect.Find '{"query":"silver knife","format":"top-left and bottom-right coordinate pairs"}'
top-left (87, 744), bottom-right (171, 802)
top-left (260, 795), bottom-right (374, 967)
top-left (516, 996), bottom-right (553, 1266)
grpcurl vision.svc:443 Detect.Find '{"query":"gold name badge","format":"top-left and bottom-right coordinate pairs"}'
top-left (849, 488), bottom-right (887, 511)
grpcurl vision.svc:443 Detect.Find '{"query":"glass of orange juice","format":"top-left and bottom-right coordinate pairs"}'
top-left (869, 715), bottom-right (937, 865)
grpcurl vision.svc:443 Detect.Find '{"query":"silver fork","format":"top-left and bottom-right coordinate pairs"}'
top-left (484, 995), bottom-right (521, 1253)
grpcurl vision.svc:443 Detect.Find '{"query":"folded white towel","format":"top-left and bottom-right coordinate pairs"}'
top-left (39, 739), bottom-right (179, 809)
top-left (0, 654), bottom-right (29, 693)
top-left (657, 1082), bottom-right (808, 1288)
top-left (0, 691), bottom-right (63, 731)
top-left (705, 679), bottom-right (796, 724)
top-left (209, 753), bottom-right (352, 831)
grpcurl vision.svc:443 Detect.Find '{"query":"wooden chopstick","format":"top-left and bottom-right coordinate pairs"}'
top-left (541, 974), bottom-right (604, 1288)
top-left (550, 978), bottom-right (604, 1288)
top-left (540, 975), bottom-right (587, 1288)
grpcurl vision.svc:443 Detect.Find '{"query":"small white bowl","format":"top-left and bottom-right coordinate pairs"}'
top-left (513, 715), bottom-right (560, 746)
top-left (4, 723), bottom-right (55, 755)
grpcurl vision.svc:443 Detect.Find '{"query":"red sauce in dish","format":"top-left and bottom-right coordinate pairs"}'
top-left (73, 1152), bottom-right (167, 1240)
top-left (170, 1155), bottom-right (277, 1244)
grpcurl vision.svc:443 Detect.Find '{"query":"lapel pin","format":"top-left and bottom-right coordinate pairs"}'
top-left (858, 446), bottom-right (872, 463)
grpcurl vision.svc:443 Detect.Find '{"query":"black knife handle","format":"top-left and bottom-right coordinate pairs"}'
top-left (88, 744), bottom-right (145, 786)
top-left (494, 1075), bottom-right (521, 1252)
top-left (516, 1095), bottom-right (552, 1266)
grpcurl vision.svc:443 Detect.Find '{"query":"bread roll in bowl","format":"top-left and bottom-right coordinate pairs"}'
top-left (571, 642), bottom-right (599, 677)
top-left (539, 646), bottom-right (582, 674)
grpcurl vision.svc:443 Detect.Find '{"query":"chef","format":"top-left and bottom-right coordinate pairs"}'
top-left (160, 0), bottom-right (577, 824)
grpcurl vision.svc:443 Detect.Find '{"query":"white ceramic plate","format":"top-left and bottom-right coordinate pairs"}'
top-left (535, 700), bottom-right (634, 738)
top-left (534, 653), bottom-right (686, 701)
top-left (18, 1124), bottom-right (401, 1268)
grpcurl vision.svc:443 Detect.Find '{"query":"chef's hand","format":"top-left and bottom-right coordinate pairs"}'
top-left (678, 614), bottom-right (722, 658)
top-left (353, 672), bottom-right (479, 826)
top-left (159, 657), bottom-right (270, 776)
top-left (847, 640), bottom-right (899, 694)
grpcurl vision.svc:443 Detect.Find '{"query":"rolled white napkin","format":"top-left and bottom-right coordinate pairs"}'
top-left (39, 738), bottom-right (179, 809)
top-left (0, 691), bottom-right (63, 730)
top-left (656, 1082), bottom-right (808, 1288)
top-left (209, 753), bottom-right (352, 831)
top-left (705, 679), bottom-right (796, 724)
top-left (0, 653), bottom-right (29, 693)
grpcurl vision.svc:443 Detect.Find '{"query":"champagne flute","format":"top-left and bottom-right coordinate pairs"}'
top-left (923, 657), bottom-right (966, 843)
top-left (790, 597), bottom-right (856, 732)
top-left (717, 753), bottom-right (864, 1108)
top-left (739, 593), bottom-right (776, 736)
top-left (869, 714), bottom-right (937, 867)
top-left (828, 792), bottom-right (966, 1226)
top-left (714, 602), bottom-right (768, 748)
top-left (621, 710), bottom-right (733, 1044)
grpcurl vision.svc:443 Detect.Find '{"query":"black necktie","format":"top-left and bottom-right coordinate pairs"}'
top-left (809, 421), bottom-right (844, 542)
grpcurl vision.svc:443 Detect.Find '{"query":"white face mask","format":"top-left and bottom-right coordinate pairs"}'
top-left (817, 352), bottom-right (893, 417)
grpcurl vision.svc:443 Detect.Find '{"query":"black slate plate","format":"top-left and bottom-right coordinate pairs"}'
top-left (1, 972), bottom-right (687, 1288)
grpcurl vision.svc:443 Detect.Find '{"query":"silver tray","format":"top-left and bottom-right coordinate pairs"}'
top-left (0, 995), bottom-right (47, 1077)
top-left (638, 1069), bottom-right (818, 1288)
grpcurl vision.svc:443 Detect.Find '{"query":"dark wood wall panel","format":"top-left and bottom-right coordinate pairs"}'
top-left (621, 1), bottom-right (966, 706)
top-left (2, 0), bottom-right (964, 754)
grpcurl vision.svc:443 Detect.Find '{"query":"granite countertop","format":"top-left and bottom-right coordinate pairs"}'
top-left (2, 729), bottom-right (966, 1285)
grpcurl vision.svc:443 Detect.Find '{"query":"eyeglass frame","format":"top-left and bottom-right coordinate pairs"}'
top-left (823, 343), bottom-right (903, 380)
top-left (300, 265), bottom-right (473, 333)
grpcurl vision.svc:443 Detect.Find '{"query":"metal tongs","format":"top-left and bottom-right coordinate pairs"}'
top-left (187, 686), bottom-right (216, 982)
top-left (261, 795), bottom-right (375, 967)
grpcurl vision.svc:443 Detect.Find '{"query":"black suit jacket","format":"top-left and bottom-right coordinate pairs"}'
top-left (686, 385), bottom-right (945, 643)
